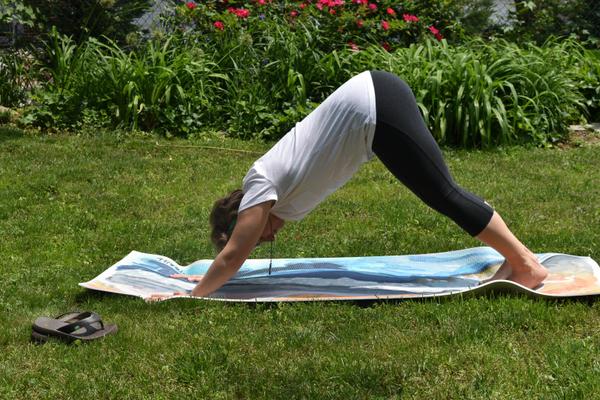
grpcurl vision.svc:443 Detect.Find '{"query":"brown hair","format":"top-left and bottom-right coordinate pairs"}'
top-left (209, 189), bottom-right (244, 252)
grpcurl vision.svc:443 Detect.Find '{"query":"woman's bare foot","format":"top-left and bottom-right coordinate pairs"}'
top-left (483, 255), bottom-right (548, 289)
top-left (483, 259), bottom-right (512, 283)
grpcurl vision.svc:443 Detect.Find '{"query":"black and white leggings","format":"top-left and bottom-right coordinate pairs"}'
top-left (369, 70), bottom-right (494, 236)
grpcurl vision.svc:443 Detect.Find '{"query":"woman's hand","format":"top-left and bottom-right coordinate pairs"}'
top-left (145, 291), bottom-right (188, 302)
top-left (170, 274), bottom-right (204, 282)
top-left (188, 201), bottom-right (273, 298)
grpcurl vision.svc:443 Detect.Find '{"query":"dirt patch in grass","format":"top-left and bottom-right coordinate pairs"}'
top-left (558, 124), bottom-right (600, 148)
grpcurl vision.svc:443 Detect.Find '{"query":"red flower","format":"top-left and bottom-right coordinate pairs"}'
top-left (381, 20), bottom-right (390, 30)
top-left (228, 7), bottom-right (250, 18)
top-left (214, 21), bottom-right (224, 30)
top-left (257, 0), bottom-right (267, 5)
top-left (382, 42), bottom-right (391, 52)
top-left (185, 1), bottom-right (197, 10)
top-left (329, 8), bottom-right (336, 14)
top-left (299, 2), bottom-right (307, 9)
top-left (356, 19), bottom-right (364, 28)
top-left (428, 25), bottom-right (443, 41)
top-left (368, 3), bottom-right (377, 10)
top-left (347, 40), bottom-right (360, 52)
top-left (386, 7), bottom-right (396, 16)
top-left (290, 10), bottom-right (298, 17)
top-left (402, 14), bottom-right (419, 23)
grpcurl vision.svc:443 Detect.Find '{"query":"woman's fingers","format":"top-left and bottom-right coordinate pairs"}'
top-left (170, 273), bottom-right (204, 282)
top-left (145, 291), bottom-right (190, 302)
top-left (146, 293), bottom-right (171, 302)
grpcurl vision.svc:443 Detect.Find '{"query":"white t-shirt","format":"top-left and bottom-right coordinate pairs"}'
top-left (238, 70), bottom-right (377, 221)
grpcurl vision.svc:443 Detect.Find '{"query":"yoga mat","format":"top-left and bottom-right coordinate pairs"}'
top-left (79, 247), bottom-right (600, 302)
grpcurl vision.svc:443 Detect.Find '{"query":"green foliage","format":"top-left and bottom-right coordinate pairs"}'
top-left (0, 0), bottom-right (38, 27)
top-left (22, 28), bottom-right (225, 133)
top-left (499, 0), bottom-right (600, 47)
top-left (352, 38), bottom-right (591, 146)
top-left (579, 50), bottom-right (600, 121)
top-left (20, 29), bottom-right (596, 147)
top-left (0, 49), bottom-right (37, 107)
top-left (21, 0), bottom-right (152, 45)
top-left (173, 0), bottom-right (453, 52)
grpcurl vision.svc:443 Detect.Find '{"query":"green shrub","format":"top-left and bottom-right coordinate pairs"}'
top-left (0, 49), bottom-right (37, 108)
top-left (172, 0), bottom-right (455, 53)
top-left (21, 0), bottom-right (152, 45)
top-left (20, 27), bottom-right (596, 147)
top-left (502, 0), bottom-right (600, 46)
top-left (579, 50), bottom-right (600, 121)
top-left (23, 28), bottom-right (226, 133)
top-left (352, 38), bottom-right (590, 146)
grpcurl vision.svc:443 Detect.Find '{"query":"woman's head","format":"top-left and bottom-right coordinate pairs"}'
top-left (209, 189), bottom-right (244, 252)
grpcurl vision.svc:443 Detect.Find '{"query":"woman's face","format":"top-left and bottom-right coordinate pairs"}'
top-left (259, 213), bottom-right (285, 244)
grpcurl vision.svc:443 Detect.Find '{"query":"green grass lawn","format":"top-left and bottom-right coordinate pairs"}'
top-left (1, 126), bottom-right (599, 399)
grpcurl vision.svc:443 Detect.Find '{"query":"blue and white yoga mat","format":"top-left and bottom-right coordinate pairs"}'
top-left (80, 247), bottom-right (600, 302)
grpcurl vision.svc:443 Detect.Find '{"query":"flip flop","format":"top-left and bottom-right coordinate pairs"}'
top-left (31, 311), bottom-right (117, 344)
top-left (31, 311), bottom-right (99, 343)
top-left (30, 311), bottom-right (87, 343)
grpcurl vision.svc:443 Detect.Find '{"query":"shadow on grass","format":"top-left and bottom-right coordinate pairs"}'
top-left (0, 125), bottom-right (24, 143)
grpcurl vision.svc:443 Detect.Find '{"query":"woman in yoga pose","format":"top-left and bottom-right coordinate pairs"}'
top-left (150, 70), bottom-right (547, 300)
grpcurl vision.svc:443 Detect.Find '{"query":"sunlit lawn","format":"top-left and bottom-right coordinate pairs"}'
top-left (1, 126), bottom-right (599, 399)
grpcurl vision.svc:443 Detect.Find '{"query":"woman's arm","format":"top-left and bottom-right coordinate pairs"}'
top-left (189, 201), bottom-right (273, 297)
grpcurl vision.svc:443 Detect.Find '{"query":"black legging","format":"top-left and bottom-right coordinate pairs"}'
top-left (369, 70), bottom-right (494, 236)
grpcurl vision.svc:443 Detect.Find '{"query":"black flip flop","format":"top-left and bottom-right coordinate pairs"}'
top-left (31, 311), bottom-right (117, 344)
top-left (31, 311), bottom-right (87, 343)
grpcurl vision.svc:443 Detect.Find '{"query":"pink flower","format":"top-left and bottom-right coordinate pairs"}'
top-left (299, 2), bottom-right (307, 9)
top-left (402, 14), bottom-right (419, 23)
top-left (368, 3), bottom-right (377, 10)
top-left (316, 2), bottom-right (323, 10)
top-left (257, 0), bottom-right (267, 5)
top-left (214, 21), bottom-right (224, 30)
top-left (185, 1), bottom-right (197, 10)
top-left (386, 7), bottom-right (396, 16)
top-left (329, 8), bottom-right (336, 14)
top-left (428, 25), bottom-right (443, 41)
top-left (290, 10), bottom-right (298, 17)
top-left (347, 41), bottom-right (360, 52)
top-left (228, 7), bottom-right (250, 18)
top-left (356, 19), bottom-right (364, 28)
top-left (381, 20), bottom-right (390, 30)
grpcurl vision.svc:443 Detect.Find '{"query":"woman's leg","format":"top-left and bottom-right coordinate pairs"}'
top-left (369, 70), bottom-right (547, 288)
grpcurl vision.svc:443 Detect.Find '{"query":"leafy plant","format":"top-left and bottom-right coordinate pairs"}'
top-left (21, 0), bottom-right (152, 45)
top-left (353, 37), bottom-right (591, 146)
top-left (19, 22), bottom-right (597, 147)
top-left (0, 49), bottom-right (37, 107)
